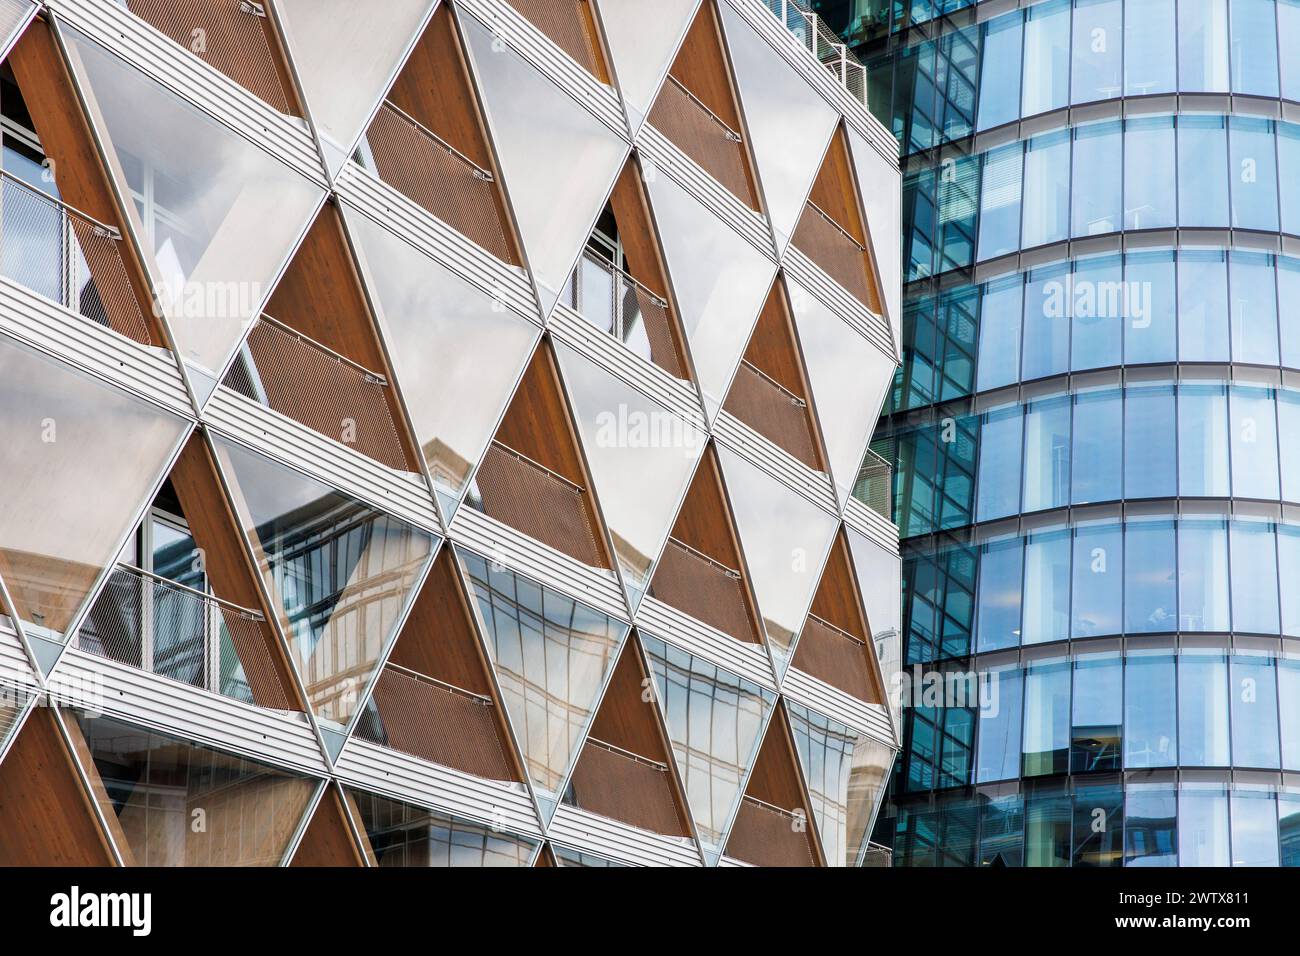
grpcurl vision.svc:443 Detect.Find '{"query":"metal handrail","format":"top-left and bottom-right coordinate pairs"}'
top-left (116, 563), bottom-right (264, 620)
top-left (664, 74), bottom-right (743, 143)
top-left (584, 252), bottom-right (669, 309)
top-left (761, 0), bottom-right (868, 107)
top-left (489, 441), bottom-right (585, 494)
top-left (0, 169), bottom-right (122, 239)
top-left (805, 199), bottom-right (866, 252)
top-left (806, 612), bottom-right (865, 646)
top-left (379, 99), bottom-right (495, 182)
top-left (384, 661), bottom-right (493, 706)
top-left (666, 537), bottom-right (741, 580)
top-left (256, 313), bottom-right (389, 385)
top-left (739, 359), bottom-right (807, 408)
top-left (586, 737), bottom-right (668, 771)
top-left (742, 794), bottom-right (802, 819)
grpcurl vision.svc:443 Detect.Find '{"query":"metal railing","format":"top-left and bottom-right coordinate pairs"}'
top-left (795, 613), bottom-right (874, 699)
top-left (472, 441), bottom-right (605, 568)
top-left (222, 313), bottom-right (411, 472)
top-left (725, 360), bottom-right (820, 469)
top-left (727, 795), bottom-right (816, 867)
top-left (762, 0), bottom-right (868, 106)
top-left (647, 75), bottom-right (754, 206)
top-left (567, 250), bottom-right (682, 378)
top-left (567, 736), bottom-right (683, 834)
top-left (853, 447), bottom-right (894, 521)
top-left (861, 842), bottom-right (894, 867)
top-left (793, 198), bottom-right (880, 311)
top-left (510, 0), bottom-right (603, 76)
top-left (75, 563), bottom-right (293, 709)
top-left (650, 538), bottom-right (755, 643)
top-left (0, 169), bottom-right (150, 345)
top-left (362, 100), bottom-right (514, 262)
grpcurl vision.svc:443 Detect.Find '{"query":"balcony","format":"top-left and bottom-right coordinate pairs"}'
top-left (359, 100), bottom-right (514, 263)
top-left (724, 360), bottom-right (820, 468)
top-left (648, 75), bottom-right (753, 207)
top-left (861, 842), bottom-right (893, 867)
top-left (75, 563), bottom-right (294, 709)
top-left (565, 737), bottom-right (683, 835)
top-left (852, 448), bottom-right (894, 521)
top-left (727, 795), bottom-right (816, 866)
top-left (650, 537), bottom-right (755, 643)
top-left (792, 199), bottom-right (880, 312)
top-left (794, 613), bottom-right (872, 700)
top-left (563, 250), bottom-right (682, 378)
top-left (0, 169), bottom-right (150, 345)
top-left (354, 663), bottom-right (516, 781)
top-left (222, 314), bottom-right (411, 471)
top-left (511, 0), bottom-right (605, 78)
top-left (762, 0), bottom-right (868, 105)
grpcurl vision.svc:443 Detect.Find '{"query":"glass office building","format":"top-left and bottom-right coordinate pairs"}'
top-left (816, 0), bottom-right (1300, 864)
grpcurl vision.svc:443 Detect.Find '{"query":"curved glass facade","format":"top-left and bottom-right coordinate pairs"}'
top-left (823, 0), bottom-right (1300, 864)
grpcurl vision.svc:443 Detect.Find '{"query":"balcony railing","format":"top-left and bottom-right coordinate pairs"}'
top-left (0, 169), bottom-right (150, 345)
top-left (567, 737), bottom-right (682, 834)
top-left (472, 441), bottom-right (605, 567)
top-left (648, 75), bottom-right (753, 206)
top-left (762, 0), bottom-right (868, 105)
top-left (362, 100), bottom-right (514, 262)
top-left (793, 199), bottom-right (879, 311)
top-left (650, 537), bottom-right (754, 643)
top-left (861, 842), bottom-right (894, 867)
top-left (725, 360), bottom-right (819, 469)
top-left (355, 663), bottom-right (516, 781)
top-left (727, 795), bottom-right (816, 866)
top-left (222, 313), bottom-right (411, 471)
top-left (511, 0), bottom-right (603, 76)
top-left (853, 448), bottom-right (894, 521)
top-left (75, 563), bottom-right (294, 709)
top-left (565, 250), bottom-right (681, 378)
top-left (795, 613), bottom-right (872, 700)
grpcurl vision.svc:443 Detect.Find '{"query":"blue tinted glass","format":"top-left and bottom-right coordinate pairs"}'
top-left (1022, 660), bottom-right (1070, 777)
top-left (1125, 520), bottom-right (1177, 633)
top-left (1073, 786), bottom-right (1123, 866)
top-left (1177, 383), bottom-right (1230, 497)
top-left (1125, 788), bottom-right (1178, 866)
top-left (1230, 521), bottom-right (1280, 635)
top-left (1279, 391), bottom-right (1300, 501)
top-left (1229, 0), bottom-right (1279, 96)
top-left (1178, 0), bottom-right (1230, 91)
top-left (1279, 658), bottom-right (1300, 767)
top-left (1124, 117), bottom-right (1177, 230)
top-left (1022, 530), bottom-right (1071, 645)
top-left (1179, 519), bottom-right (1231, 632)
top-left (1280, 126), bottom-right (1300, 236)
top-left (1021, 130), bottom-right (1071, 248)
top-left (977, 143), bottom-right (1023, 260)
top-left (1071, 255), bottom-right (1123, 369)
top-left (1178, 650), bottom-right (1230, 764)
top-left (1071, 0), bottom-right (1122, 104)
top-left (1231, 791), bottom-right (1280, 866)
top-left (1178, 250), bottom-right (1229, 362)
top-left (1280, 258), bottom-right (1300, 367)
top-left (1230, 385), bottom-right (1280, 500)
top-left (976, 665), bottom-right (1023, 782)
top-left (1231, 656), bottom-right (1281, 768)
top-left (976, 404), bottom-right (1023, 520)
top-left (1125, 0), bottom-right (1176, 95)
top-left (1124, 384), bottom-right (1176, 498)
top-left (976, 13), bottom-right (1023, 130)
top-left (1282, 796), bottom-right (1300, 866)
top-left (1124, 252), bottom-right (1177, 363)
top-left (1023, 396), bottom-right (1070, 511)
top-left (1072, 524), bottom-right (1122, 637)
top-left (1229, 118), bottom-right (1279, 231)
top-left (1022, 264), bottom-right (1070, 379)
top-left (1024, 793), bottom-right (1072, 866)
top-left (976, 275), bottom-right (1023, 391)
top-left (1072, 390), bottom-right (1122, 503)
top-left (1072, 123), bottom-right (1121, 237)
top-left (1125, 654), bottom-right (1177, 767)
top-left (1177, 116), bottom-right (1229, 227)
top-left (1283, 1), bottom-right (1300, 99)
top-left (980, 793), bottom-right (1024, 866)
top-left (976, 537), bottom-right (1024, 651)
top-left (1279, 525), bottom-right (1300, 637)
top-left (1022, 0), bottom-right (1070, 116)
top-left (1179, 788), bottom-right (1230, 866)
top-left (1229, 252), bottom-right (1279, 365)
top-left (1071, 655), bottom-right (1122, 772)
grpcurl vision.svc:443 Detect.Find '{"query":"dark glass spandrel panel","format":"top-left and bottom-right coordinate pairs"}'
top-left (1072, 785), bottom-right (1123, 866)
top-left (1230, 521), bottom-right (1280, 636)
top-left (1231, 655), bottom-right (1281, 768)
top-left (1178, 786), bottom-right (1230, 867)
top-left (1124, 520), bottom-right (1177, 634)
top-left (1071, 654), bottom-right (1121, 772)
top-left (976, 13), bottom-right (1023, 131)
top-left (345, 787), bottom-right (538, 867)
top-left (1123, 384), bottom-right (1176, 499)
top-left (1124, 787), bottom-right (1177, 866)
top-left (1071, 524), bottom-right (1121, 638)
top-left (1231, 791), bottom-right (1279, 866)
top-left (1178, 649), bottom-right (1230, 766)
top-left (1071, 390), bottom-right (1121, 504)
top-left (975, 665), bottom-right (1023, 783)
top-left (975, 537), bottom-right (1023, 652)
top-left (1021, 660), bottom-right (1070, 777)
top-left (1124, 652), bottom-right (1177, 768)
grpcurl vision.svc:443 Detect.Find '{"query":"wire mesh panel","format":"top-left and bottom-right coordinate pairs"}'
top-left (222, 315), bottom-right (411, 471)
top-left (472, 442), bottom-right (605, 568)
top-left (794, 614), bottom-right (873, 701)
top-left (365, 101), bottom-right (514, 262)
top-left (510, 0), bottom-right (603, 76)
top-left (727, 796), bottom-right (816, 866)
top-left (125, 0), bottom-right (294, 113)
top-left (0, 171), bottom-right (150, 344)
top-left (648, 76), bottom-right (754, 208)
top-left (853, 448), bottom-right (893, 520)
top-left (760, 0), bottom-right (869, 107)
top-left (650, 538), bottom-right (756, 643)
top-left (724, 361), bottom-right (820, 468)
top-left (565, 738), bottom-right (683, 835)
top-left (355, 665), bottom-right (516, 781)
top-left (792, 200), bottom-right (880, 312)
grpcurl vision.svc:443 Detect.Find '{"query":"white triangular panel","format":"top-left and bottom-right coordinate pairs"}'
top-left (845, 126), bottom-right (902, 359)
top-left (594, 0), bottom-right (700, 135)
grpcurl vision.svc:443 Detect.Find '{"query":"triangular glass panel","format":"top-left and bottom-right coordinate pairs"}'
top-left (643, 167), bottom-right (776, 419)
top-left (275, 0), bottom-right (438, 175)
top-left (291, 785), bottom-right (364, 867)
top-left (344, 205), bottom-right (539, 521)
top-left (786, 699), bottom-right (896, 867)
top-left (552, 844), bottom-right (627, 867)
top-left (0, 0), bottom-right (32, 61)
top-left (846, 525), bottom-right (903, 709)
top-left (593, 0), bottom-right (699, 134)
top-left (458, 10), bottom-right (629, 317)
top-left (457, 546), bottom-right (629, 813)
top-left (716, 0), bottom-right (838, 254)
top-left (554, 341), bottom-right (704, 611)
top-left (786, 274), bottom-right (896, 506)
top-left (321, 727), bottom-right (348, 764)
top-left (210, 435), bottom-right (437, 733)
top-left (61, 26), bottom-right (326, 399)
top-left (0, 337), bottom-right (188, 644)
top-left (27, 633), bottom-right (63, 677)
top-left (640, 633), bottom-right (774, 861)
top-left (845, 124), bottom-right (902, 355)
top-left (715, 445), bottom-right (838, 675)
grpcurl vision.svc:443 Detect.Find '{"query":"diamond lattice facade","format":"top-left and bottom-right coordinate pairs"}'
top-left (0, 0), bottom-right (900, 867)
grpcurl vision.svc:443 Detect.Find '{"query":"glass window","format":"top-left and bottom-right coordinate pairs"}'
top-left (1179, 787), bottom-right (1230, 867)
top-left (1231, 791), bottom-right (1280, 866)
top-left (1021, 0), bottom-right (1070, 116)
top-left (1177, 383), bottom-right (1230, 497)
top-left (1022, 264), bottom-right (1071, 380)
top-left (1125, 787), bottom-right (1178, 865)
top-left (1230, 521), bottom-right (1280, 635)
top-left (1022, 396), bottom-right (1070, 512)
top-left (976, 13), bottom-right (1024, 131)
top-left (1021, 130), bottom-right (1071, 249)
top-left (1071, 389), bottom-right (1122, 503)
top-left (1124, 384), bottom-right (1176, 498)
top-left (1124, 117), bottom-right (1177, 230)
top-left (1071, 654), bottom-right (1122, 772)
top-left (1024, 793), bottom-right (1071, 866)
top-left (979, 794), bottom-right (1025, 866)
top-left (1178, 250), bottom-right (1230, 362)
top-left (1229, 118), bottom-right (1279, 232)
top-left (976, 537), bottom-right (1024, 652)
top-left (1022, 660), bottom-right (1070, 777)
top-left (1072, 524), bottom-right (1122, 637)
top-left (1280, 126), bottom-right (1300, 236)
top-left (976, 275), bottom-right (1024, 391)
top-left (1281, 257), bottom-right (1300, 368)
top-left (1178, 519), bottom-right (1231, 632)
top-left (976, 665), bottom-right (1023, 783)
top-left (1124, 0), bottom-right (1177, 95)
top-left (1073, 785), bottom-right (1123, 866)
top-left (1125, 520), bottom-right (1178, 633)
top-left (1230, 252), bottom-right (1279, 366)
top-left (1070, 255), bottom-right (1123, 371)
top-left (1282, 0), bottom-right (1300, 100)
top-left (1072, 123), bottom-right (1121, 237)
top-left (1283, 794), bottom-right (1300, 865)
top-left (1232, 655), bottom-right (1281, 768)
top-left (977, 143), bottom-right (1023, 260)
top-left (1071, 0), bottom-right (1122, 104)
top-left (1125, 652), bottom-right (1177, 767)
top-left (347, 787), bottom-right (539, 867)
top-left (1278, 525), bottom-right (1300, 637)
top-left (1179, 649), bottom-right (1230, 765)
top-left (976, 404), bottom-right (1023, 521)
top-left (1022, 530), bottom-right (1071, 645)
top-left (1124, 251), bottom-right (1177, 363)
top-left (1229, 0), bottom-right (1280, 96)
top-left (1281, 393), bottom-right (1300, 502)
top-left (1177, 116), bottom-right (1230, 227)
top-left (1279, 657), bottom-right (1300, 767)
top-left (1178, 0), bottom-right (1231, 92)
top-left (1230, 385), bottom-right (1280, 500)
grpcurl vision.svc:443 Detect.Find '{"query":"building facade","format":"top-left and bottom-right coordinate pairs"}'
top-left (814, 0), bottom-right (1300, 865)
top-left (0, 0), bottom-right (901, 866)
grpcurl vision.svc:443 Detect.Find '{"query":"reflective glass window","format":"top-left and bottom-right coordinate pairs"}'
top-left (1125, 787), bottom-right (1178, 866)
top-left (1178, 250), bottom-right (1230, 362)
top-left (1179, 519), bottom-right (1231, 632)
top-left (1072, 123), bottom-right (1121, 237)
top-left (1021, 0), bottom-right (1070, 117)
top-left (1282, 393), bottom-right (1300, 501)
top-left (1282, 794), bottom-right (1300, 865)
top-left (1230, 521), bottom-right (1280, 635)
top-left (1022, 264), bottom-right (1070, 379)
top-left (978, 143), bottom-right (1023, 260)
top-left (1021, 130), bottom-right (1071, 249)
top-left (1024, 793), bottom-right (1071, 866)
top-left (1124, 252), bottom-right (1177, 364)
top-left (1022, 660), bottom-right (1070, 776)
top-left (1124, 117), bottom-right (1177, 230)
top-left (1280, 258), bottom-right (1300, 367)
top-left (1280, 524), bottom-right (1300, 634)
top-left (1178, 649), bottom-right (1230, 765)
top-left (1022, 396), bottom-right (1070, 512)
top-left (1071, 389), bottom-right (1122, 504)
top-left (1229, 118), bottom-right (1279, 232)
top-left (1071, 654), bottom-right (1122, 772)
top-left (1231, 655), bottom-right (1281, 768)
top-left (1177, 383), bottom-right (1230, 497)
top-left (1231, 791), bottom-right (1280, 866)
top-left (1230, 385), bottom-right (1280, 500)
top-left (1178, 0), bottom-right (1231, 92)
top-left (1072, 524), bottom-right (1122, 637)
top-left (1070, 255), bottom-right (1123, 370)
top-left (976, 537), bottom-right (1024, 652)
top-left (1124, 384), bottom-right (1176, 498)
top-left (1022, 530), bottom-right (1071, 645)
top-left (1229, 0), bottom-right (1279, 96)
top-left (1125, 652), bottom-right (1177, 767)
top-left (1124, 0), bottom-right (1177, 95)
top-left (346, 787), bottom-right (538, 867)
top-left (1278, 657), bottom-right (1300, 767)
top-left (1070, 0), bottom-right (1122, 104)
top-left (1124, 520), bottom-right (1178, 634)
top-left (976, 275), bottom-right (1024, 391)
top-left (976, 664), bottom-right (1023, 783)
top-left (979, 794), bottom-right (1024, 866)
top-left (1229, 252), bottom-right (1279, 366)
top-left (1282, 0), bottom-right (1300, 100)
top-left (1177, 116), bottom-right (1230, 227)
top-left (1073, 785), bottom-right (1123, 866)
top-left (976, 13), bottom-right (1023, 130)
top-left (976, 404), bottom-right (1023, 521)
top-left (1179, 786), bottom-right (1230, 867)
top-left (1281, 128), bottom-right (1300, 239)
